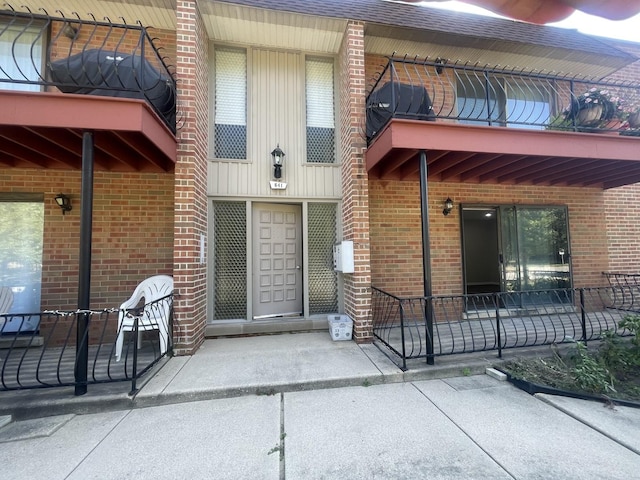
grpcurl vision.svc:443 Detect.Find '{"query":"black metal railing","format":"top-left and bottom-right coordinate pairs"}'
top-left (365, 56), bottom-right (640, 143)
top-left (0, 4), bottom-right (177, 132)
top-left (0, 293), bottom-right (174, 394)
top-left (602, 272), bottom-right (640, 312)
top-left (372, 286), bottom-right (633, 370)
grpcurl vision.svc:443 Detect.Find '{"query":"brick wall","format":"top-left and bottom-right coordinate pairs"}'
top-left (173, 0), bottom-right (209, 355)
top-left (370, 180), bottom-right (609, 297)
top-left (602, 40), bottom-right (640, 273)
top-left (339, 21), bottom-right (372, 343)
top-left (0, 168), bottom-right (174, 310)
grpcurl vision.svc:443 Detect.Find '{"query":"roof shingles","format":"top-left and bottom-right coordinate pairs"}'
top-left (210, 0), bottom-right (634, 60)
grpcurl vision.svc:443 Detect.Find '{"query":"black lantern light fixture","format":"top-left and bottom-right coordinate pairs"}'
top-left (443, 197), bottom-right (453, 216)
top-left (271, 144), bottom-right (285, 179)
top-left (55, 193), bottom-right (72, 215)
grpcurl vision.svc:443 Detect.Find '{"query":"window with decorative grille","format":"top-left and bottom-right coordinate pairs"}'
top-left (212, 202), bottom-right (247, 320)
top-left (308, 203), bottom-right (338, 314)
top-left (306, 57), bottom-right (335, 164)
top-left (214, 47), bottom-right (247, 159)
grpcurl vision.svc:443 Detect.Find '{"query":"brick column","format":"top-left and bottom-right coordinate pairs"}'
top-left (173, 1), bottom-right (209, 355)
top-left (339, 21), bottom-right (372, 342)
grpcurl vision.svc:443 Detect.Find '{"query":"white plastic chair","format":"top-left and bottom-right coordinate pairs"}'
top-left (115, 275), bottom-right (173, 361)
top-left (0, 286), bottom-right (13, 333)
top-left (0, 286), bottom-right (13, 314)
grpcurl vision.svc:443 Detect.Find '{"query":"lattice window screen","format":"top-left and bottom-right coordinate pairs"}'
top-left (213, 202), bottom-right (247, 320)
top-left (214, 47), bottom-right (247, 159)
top-left (308, 203), bottom-right (338, 314)
top-left (306, 57), bottom-right (335, 164)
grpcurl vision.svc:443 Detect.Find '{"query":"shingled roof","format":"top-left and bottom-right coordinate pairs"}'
top-left (211, 0), bottom-right (634, 61)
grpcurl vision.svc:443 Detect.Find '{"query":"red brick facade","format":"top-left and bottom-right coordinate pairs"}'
top-left (173, 0), bottom-right (209, 355)
top-left (370, 180), bottom-right (610, 297)
top-left (0, 169), bottom-right (174, 310)
top-left (339, 21), bottom-right (372, 342)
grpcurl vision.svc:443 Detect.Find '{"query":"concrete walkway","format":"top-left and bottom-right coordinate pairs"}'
top-left (1, 332), bottom-right (639, 479)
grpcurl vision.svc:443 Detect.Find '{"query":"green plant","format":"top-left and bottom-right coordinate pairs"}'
top-left (546, 112), bottom-right (572, 131)
top-left (461, 367), bottom-right (472, 376)
top-left (565, 88), bottom-right (624, 125)
top-left (620, 314), bottom-right (640, 346)
top-left (571, 342), bottom-right (615, 394)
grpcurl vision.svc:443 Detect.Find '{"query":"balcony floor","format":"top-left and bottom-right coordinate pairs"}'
top-left (0, 91), bottom-right (176, 172)
top-left (366, 119), bottom-right (640, 189)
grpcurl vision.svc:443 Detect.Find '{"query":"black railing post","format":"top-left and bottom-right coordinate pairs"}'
top-left (399, 300), bottom-right (407, 371)
top-left (419, 150), bottom-right (434, 365)
top-left (130, 316), bottom-right (139, 395)
top-left (568, 79), bottom-right (578, 131)
top-left (75, 130), bottom-right (94, 396)
top-left (139, 28), bottom-right (146, 99)
top-left (495, 293), bottom-right (502, 358)
top-left (484, 71), bottom-right (492, 126)
top-left (579, 288), bottom-right (587, 344)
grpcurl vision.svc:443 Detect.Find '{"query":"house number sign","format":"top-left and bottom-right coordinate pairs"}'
top-left (270, 181), bottom-right (287, 190)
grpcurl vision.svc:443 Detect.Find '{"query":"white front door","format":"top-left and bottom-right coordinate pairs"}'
top-left (252, 203), bottom-right (303, 319)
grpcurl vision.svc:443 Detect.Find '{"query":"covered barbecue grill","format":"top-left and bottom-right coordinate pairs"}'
top-left (49, 49), bottom-right (176, 129)
top-left (366, 82), bottom-right (435, 142)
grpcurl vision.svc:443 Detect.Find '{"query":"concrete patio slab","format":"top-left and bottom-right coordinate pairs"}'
top-left (284, 382), bottom-right (512, 479)
top-left (0, 413), bottom-right (75, 443)
top-left (537, 393), bottom-right (640, 454)
top-left (414, 378), bottom-right (640, 479)
top-left (66, 395), bottom-right (281, 480)
top-left (0, 410), bottom-right (128, 480)
top-left (138, 333), bottom-right (385, 404)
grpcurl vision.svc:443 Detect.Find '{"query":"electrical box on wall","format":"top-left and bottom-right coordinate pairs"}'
top-left (333, 240), bottom-right (354, 273)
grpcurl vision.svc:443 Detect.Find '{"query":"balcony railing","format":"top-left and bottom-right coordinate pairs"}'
top-left (366, 56), bottom-right (640, 143)
top-left (372, 286), bottom-right (634, 370)
top-left (0, 5), bottom-right (177, 132)
top-left (0, 293), bottom-right (174, 394)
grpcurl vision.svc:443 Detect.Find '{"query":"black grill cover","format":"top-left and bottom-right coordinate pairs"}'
top-left (49, 49), bottom-right (175, 127)
top-left (366, 82), bottom-right (435, 141)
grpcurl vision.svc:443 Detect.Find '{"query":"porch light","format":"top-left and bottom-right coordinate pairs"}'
top-left (271, 144), bottom-right (285, 179)
top-left (54, 193), bottom-right (72, 215)
top-left (443, 197), bottom-right (453, 216)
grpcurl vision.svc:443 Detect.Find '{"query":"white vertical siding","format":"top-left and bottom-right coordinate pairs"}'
top-left (208, 47), bottom-right (342, 199)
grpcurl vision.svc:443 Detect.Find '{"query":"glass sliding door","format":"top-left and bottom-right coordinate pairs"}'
top-left (499, 205), bottom-right (571, 306)
top-left (463, 204), bottom-right (571, 309)
top-left (0, 197), bottom-right (44, 332)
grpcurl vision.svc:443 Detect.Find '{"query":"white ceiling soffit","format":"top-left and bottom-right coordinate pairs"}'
top-left (199, 2), bottom-right (347, 53)
top-left (9, 0), bottom-right (176, 30)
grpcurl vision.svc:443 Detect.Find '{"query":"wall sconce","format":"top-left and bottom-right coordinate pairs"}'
top-left (443, 197), bottom-right (453, 216)
top-left (62, 24), bottom-right (79, 40)
top-left (55, 193), bottom-right (72, 215)
top-left (271, 144), bottom-right (285, 179)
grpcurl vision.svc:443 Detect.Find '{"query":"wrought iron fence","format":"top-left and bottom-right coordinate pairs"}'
top-left (0, 293), bottom-right (173, 394)
top-left (372, 286), bottom-right (634, 370)
top-left (602, 272), bottom-right (640, 312)
top-left (0, 4), bottom-right (177, 132)
top-left (365, 56), bottom-right (640, 143)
